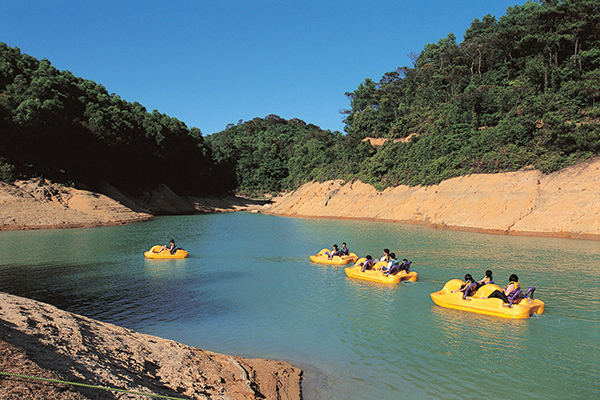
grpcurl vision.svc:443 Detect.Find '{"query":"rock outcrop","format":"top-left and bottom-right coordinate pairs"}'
top-left (0, 292), bottom-right (302, 400)
top-left (0, 179), bottom-right (266, 231)
top-left (0, 179), bottom-right (152, 230)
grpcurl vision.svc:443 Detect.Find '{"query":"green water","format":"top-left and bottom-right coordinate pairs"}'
top-left (0, 212), bottom-right (598, 399)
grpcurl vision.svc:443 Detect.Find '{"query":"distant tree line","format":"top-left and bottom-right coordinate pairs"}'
top-left (209, 0), bottom-right (600, 194)
top-left (1, 0), bottom-right (599, 198)
top-left (206, 115), bottom-right (367, 196)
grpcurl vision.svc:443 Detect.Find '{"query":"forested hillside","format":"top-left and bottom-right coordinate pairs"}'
top-left (0, 43), bottom-right (226, 195)
top-left (206, 115), bottom-right (365, 196)
top-left (210, 0), bottom-right (600, 194)
top-left (2, 0), bottom-right (599, 198)
top-left (340, 0), bottom-right (600, 187)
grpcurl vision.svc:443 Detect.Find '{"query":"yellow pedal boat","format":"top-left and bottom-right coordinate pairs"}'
top-left (309, 248), bottom-right (358, 265)
top-left (430, 279), bottom-right (545, 319)
top-left (344, 259), bottom-right (418, 284)
top-left (144, 245), bottom-right (190, 259)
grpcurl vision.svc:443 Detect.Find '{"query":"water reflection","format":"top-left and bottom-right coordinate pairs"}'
top-left (431, 306), bottom-right (529, 352)
top-left (143, 258), bottom-right (191, 279)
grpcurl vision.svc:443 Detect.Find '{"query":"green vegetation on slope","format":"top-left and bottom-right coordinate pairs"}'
top-left (0, 43), bottom-right (226, 195)
top-left (341, 0), bottom-right (600, 186)
top-left (206, 115), bottom-right (367, 196)
top-left (2, 1), bottom-right (599, 198)
top-left (210, 0), bottom-right (600, 195)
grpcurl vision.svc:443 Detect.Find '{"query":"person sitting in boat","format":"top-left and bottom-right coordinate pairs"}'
top-left (326, 244), bottom-right (343, 259)
top-left (478, 270), bottom-right (493, 285)
top-left (380, 253), bottom-right (399, 272)
top-left (359, 255), bottom-right (375, 272)
top-left (340, 242), bottom-right (350, 256)
top-left (488, 274), bottom-right (520, 303)
top-left (384, 256), bottom-right (409, 276)
top-left (399, 259), bottom-right (411, 273)
top-left (459, 274), bottom-right (480, 297)
top-left (161, 239), bottom-right (181, 255)
top-left (380, 249), bottom-right (392, 262)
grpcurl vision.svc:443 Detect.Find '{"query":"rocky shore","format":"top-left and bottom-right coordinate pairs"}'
top-left (263, 156), bottom-right (600, 240)
top-left (0, 292), bottom-right (302, 400)
top-left (0, 179), bottom-right (266, 231)
top-left (1, 157), bottom-right (598, 239)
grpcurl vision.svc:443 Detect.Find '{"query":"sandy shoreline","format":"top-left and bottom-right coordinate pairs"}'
top-left (2, 157), bottom-right (599, 240)
top-left (261, 156), bottom-right (600, 241)
top-left (0, 179), bottom-right (267, 232)
top-left (2, 156), bottom-right (599, 240)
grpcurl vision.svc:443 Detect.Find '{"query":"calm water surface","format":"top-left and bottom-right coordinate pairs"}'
top-left (0, 213), bottom-right (598, 399)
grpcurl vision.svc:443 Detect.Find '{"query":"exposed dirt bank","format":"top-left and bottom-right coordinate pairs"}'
top-left (262, 156), bottom-right (600, 240)
top-left (0, 179), bottom-right (151, 230)
top-left (0, 179), bottom-right (266, 231)
top-left (0, 292), bottom-right (302, 400)
top-left (1, 157), bottom-right (598, 240)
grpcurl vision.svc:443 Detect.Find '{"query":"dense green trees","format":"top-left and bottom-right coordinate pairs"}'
top-left (2, 1), bottom-right (598, 198)
top-left (337, 0), bottom-right (599, 188)
top-left (0, 43), bottom-right (224, 194)
top-left (206, 115), bottom-right (352, 196)
top-left (209, 0), bottom-right (599, 195)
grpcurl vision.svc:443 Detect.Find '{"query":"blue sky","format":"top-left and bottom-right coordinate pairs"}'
top-left (1, 0), bottom-right (525, 135)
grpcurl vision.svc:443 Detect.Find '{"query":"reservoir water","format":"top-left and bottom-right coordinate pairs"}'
top-left (0, 212), bottom-right (598, 399)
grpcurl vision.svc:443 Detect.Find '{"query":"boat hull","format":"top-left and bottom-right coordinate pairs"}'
top-left (430, 279), bottom-right (545, 319)
top-left (309, 248), bottom-right (358, 265)
top-left (144, 245), bottom-right (190, 259)
top-left (344, 259), bottom-right (417, 284)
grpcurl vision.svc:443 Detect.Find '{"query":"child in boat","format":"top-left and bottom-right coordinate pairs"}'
top-left (387, 259), bottom-right (411, 275)
top-left (340, 242), bottom-right (350, 256)
top-left (383, 255), bottom-right (407, 275)
top-left (478, 270), bottom-right (493, 285)
top-left (459, 274), bottom-right (479, 297)
top-left (488, 274), bottom-right (520, 303)
top-left (161, 239), bottom-right (182, 255)
top-left (399, 259), bottom-right (410, 273)
top-left (380, 249), bottom-right (391, 262)
top-left (380, 253), bottom-right (399, 272)
top-left (359, 255), bottom-right (375, 272)
top-left (327, 244), bottom-right (343, 259)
